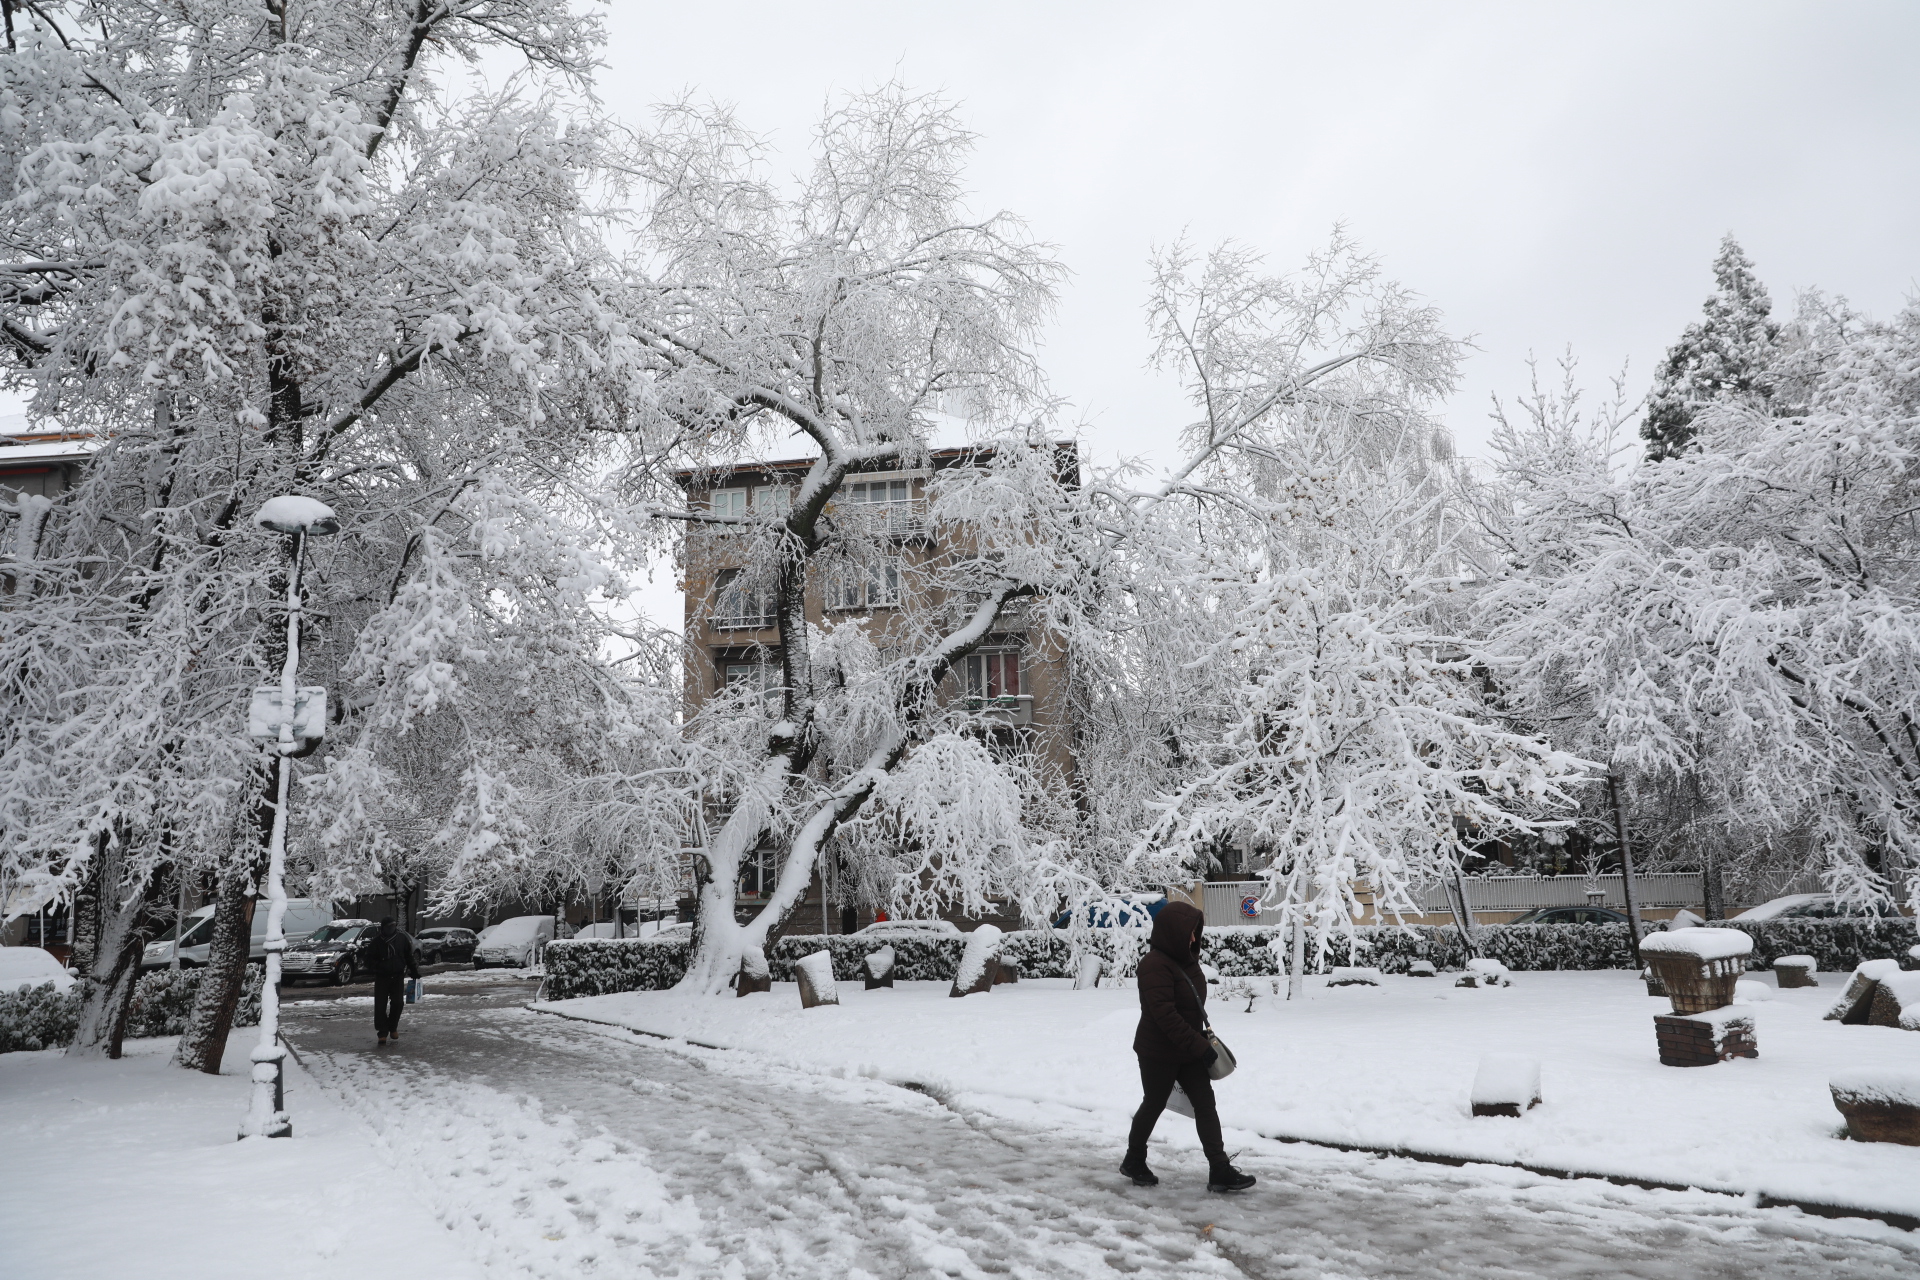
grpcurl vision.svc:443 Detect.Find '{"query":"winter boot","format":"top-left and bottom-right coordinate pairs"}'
top-left (377, 1034), bottom-right (387, 1045)
top-left (1119, 1153), bottom-right (1158, 1187)
top-left (1207, 1163), bottom-right (1256, 1193)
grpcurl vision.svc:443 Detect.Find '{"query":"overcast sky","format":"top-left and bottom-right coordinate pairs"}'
top-left (590, 0), bottom-right (1920, 473)
top-left (7, 1), bottom-right (1916, 623)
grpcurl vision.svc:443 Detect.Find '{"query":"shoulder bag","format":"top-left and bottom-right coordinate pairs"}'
top-left (1182, 972), bottom-right (1237, 1080)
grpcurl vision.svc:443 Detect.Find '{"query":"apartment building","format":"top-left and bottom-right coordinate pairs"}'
top-left (678, 445), bottom-right (1076, 933)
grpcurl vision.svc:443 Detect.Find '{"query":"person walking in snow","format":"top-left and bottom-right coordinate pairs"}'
top-left (364, 917), bottom-right (420, 1046)
top-left (1120, 901), bottom-right (1256, 1193)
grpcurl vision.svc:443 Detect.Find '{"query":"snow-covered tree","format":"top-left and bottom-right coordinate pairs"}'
top-left (1641, 235), bottom-right (1783, 461)
top-left (1104, 241), bottom-right (1587, 985)
top-left (0, 0), bottom-right (667, 1059)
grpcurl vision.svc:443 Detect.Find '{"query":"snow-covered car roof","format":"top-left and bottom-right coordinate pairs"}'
top-left (480, 916), bottom-right (552, 943)
top-left (853, 920), bottom-right (962, 936)
top-left (1732, 894), bottom-right (1828, 921)
top-left (0, 946), bottom-right (74, 993)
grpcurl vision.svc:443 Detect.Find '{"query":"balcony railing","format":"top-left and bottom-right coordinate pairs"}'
top-left (846, 500), bottom-right (926, 538)
top-left (964, 693), bottom-right (1032, 725)
top-left (712, 611), bottom-right (777, 631)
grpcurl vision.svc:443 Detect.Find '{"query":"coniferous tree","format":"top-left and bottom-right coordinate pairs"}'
top-left (1641, 235), bottom-right (1782, 461)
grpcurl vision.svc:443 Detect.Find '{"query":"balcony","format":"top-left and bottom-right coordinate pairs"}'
top-left (712, 611), bottom-right (777, 632)
top-left (963, 693), bottom-right (1032, 725)
top-left (845, 500), bottom-right (927, 540)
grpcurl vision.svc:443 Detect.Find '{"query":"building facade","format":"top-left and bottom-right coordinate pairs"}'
top-left (678, 446), bottom-right (1075, 933)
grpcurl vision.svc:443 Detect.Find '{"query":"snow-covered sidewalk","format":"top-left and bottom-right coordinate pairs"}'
top-left (0, 1034), bottom-right (479, 1280)
top-left (537, 969), bottom-right (1920, 1223)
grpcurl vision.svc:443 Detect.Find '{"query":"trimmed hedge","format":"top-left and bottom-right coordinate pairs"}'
top-left (0, 966), bottom-right (264, 1054)
top-left (537, 918), bottom-right (1920, 1000)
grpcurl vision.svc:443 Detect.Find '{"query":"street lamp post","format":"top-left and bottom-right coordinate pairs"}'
top-left (239, 496), bottom-right (339, 1140)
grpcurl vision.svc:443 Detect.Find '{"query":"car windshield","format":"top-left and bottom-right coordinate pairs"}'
top-left (307, 924), bottom-right (364, 944)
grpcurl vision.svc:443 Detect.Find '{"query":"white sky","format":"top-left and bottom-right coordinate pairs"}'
top-left (7, 1), bottom-right (1917, 626)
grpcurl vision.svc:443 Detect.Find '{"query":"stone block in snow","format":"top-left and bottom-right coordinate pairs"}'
top-left (1772, 954), bottom-right (1818, 988)
top-left (949, 925), bottom-right (1002, 998)
top-left (863, 945), bottom-right (896, 990)
top-left (1072, 952), bottom-right (1103, 990)
top-left (1470, 1053), bottom-right (1541, 1117)
top-left (1654, 1008), bottom-right (1757, 1067)
top-left (1327, 967), bottom-right (1383, 987)
top-left (1734, 979), bottom-right (1772, 1004)
top-left (1867, 971), bottom-right (1920, 1031)
top-left (1457, 958), bottom-right (1512, 988)
top-left (795, 950), bottom-right (838, 1009)
top-left (1830, 1069), bottom-right (1920, 1146)
top-left (1408, 960), bottom-right (1437, 977)
top-left (1824, 959), bottom-right (1902, 1024)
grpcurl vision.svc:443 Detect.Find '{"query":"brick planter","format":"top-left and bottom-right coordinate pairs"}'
top-left (1654, 1011), bottom-right (1757, 1067)
top-left (1644, 952), bottom-right (1745, 1014)
top-left (1773, 955), bottom-right (1818, 989)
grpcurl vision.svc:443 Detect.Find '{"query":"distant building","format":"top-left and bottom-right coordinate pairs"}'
top-left (678, 445), bottom-right (1076, 932)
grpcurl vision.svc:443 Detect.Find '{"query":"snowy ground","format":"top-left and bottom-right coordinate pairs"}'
top-left (538, 969), bottom-right (1920, 1223)
top-left (6, 981), bottom-right (1919, 1279)
top-left (0, 1033), bottom-right (480, 1279)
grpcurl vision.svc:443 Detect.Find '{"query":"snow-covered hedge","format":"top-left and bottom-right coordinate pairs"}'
top-left (543, 937), bottom-right (690, 1000)
top-left (0, 967), bottom-right (264, 1053)
top-left (1721, 918), bottom-right (1917, 973)
top-left (534, 918), bottom-right (1920, 1000)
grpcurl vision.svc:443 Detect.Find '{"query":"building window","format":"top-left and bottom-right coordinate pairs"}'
top-left (843, 478), bottom-right (918, 533)
top-left (753, 485), bottom-right (793, 517)
top-left (709, 488), bottom-right (748, 519)
top-left (829, 558), bottom-right (901, 611)
top-left (964, 651), bottom-right (1020, 698)
top-left (713, 569), bottom-right (775, 629)
top-left (719, 654), bottom-right (782, 700)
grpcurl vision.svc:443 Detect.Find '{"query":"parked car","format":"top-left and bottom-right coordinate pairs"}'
top-left (1505, 906), bottom-right (1632, 925)
top-left (1733, 893), bottom-right (1900, 921)
top-left (851, 919), bottom-right (963, 939)
top-left (141, 899), bottom-right (333, 971)
top-left (417, 927), bottom-right (479, 964)
top-left (279, 920), bottom-right (375, 985)
top-left (0, 946), bottom-right (74, 994)
top-left (472, 915), bottom-right (555, 968)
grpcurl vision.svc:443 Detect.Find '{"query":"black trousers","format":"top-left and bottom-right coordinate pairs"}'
top-left (373, 975), bottom-right (408, 1037)
top-left (1127, 1055), bottom-right (1227, 1165)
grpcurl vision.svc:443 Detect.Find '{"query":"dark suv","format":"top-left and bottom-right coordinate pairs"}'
top-left (417, 927), bottom-right (479, 964)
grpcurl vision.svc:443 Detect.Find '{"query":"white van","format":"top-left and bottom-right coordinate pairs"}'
top-left (141, 899), bottom-right (333, 971)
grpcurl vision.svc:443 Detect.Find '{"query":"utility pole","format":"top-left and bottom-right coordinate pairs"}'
top-left (1607, 771), bottom-right (1646, 966)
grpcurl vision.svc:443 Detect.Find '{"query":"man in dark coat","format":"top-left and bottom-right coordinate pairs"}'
top-left (1121, 901), bottom-right (1256, 1192)
top-left (364, 917), bottom-right (420, 1045)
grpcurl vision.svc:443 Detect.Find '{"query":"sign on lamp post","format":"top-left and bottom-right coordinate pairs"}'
top-left (239, 496), bottom-right (338, 1140)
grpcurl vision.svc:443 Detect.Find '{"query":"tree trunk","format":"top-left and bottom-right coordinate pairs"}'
top-left (67, 835), bottom-right (169, 1059)
top-left (171, 874), bottom-right (257, 1074)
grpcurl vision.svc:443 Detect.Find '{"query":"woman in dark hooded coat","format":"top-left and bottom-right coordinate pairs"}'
top-left (1121, 900), bottom-right (1256, 1192)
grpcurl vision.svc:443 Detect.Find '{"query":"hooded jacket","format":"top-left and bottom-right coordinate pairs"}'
top-left (362, 924), bottom-right (421, 980)
top-left (1131, 901), bottom-right (1214, 1065)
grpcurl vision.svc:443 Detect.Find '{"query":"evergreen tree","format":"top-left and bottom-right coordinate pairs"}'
top-left (1641, 235), bottom-right (1782, 460)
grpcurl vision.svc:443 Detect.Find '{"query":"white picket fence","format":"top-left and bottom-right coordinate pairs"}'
top-left (1202, 874), bottom-right (1708, 928)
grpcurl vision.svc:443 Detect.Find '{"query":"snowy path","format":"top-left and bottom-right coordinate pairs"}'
top-left (284, 990), bottom-right (1920, 1280)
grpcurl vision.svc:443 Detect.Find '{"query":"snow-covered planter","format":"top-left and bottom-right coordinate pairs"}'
top-left (1408, 960), bottom-right (1437, 977)
top-left (863, 945), bottom-right (896, 990)
top-left (1640, 928), bottom-right (1752, 1013)
top-left (543, 938), bottom-right (690, 1001)
top-left (1869, 972), bottom-right (1920, 1031)
top-left (1456, 958), bottom-right (1513, 989)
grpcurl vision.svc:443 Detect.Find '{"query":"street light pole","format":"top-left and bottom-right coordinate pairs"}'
top-left (241, 497), bottom-right (338, 1140)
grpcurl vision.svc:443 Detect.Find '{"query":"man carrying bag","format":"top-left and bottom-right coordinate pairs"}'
top-left (364, 917), bottom-right (421, 1046)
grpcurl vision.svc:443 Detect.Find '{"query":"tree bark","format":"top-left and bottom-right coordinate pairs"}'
top-left (172, 873), bottom-right (258, 1074)
top-left (67, 835), bottom-right (170, 1059)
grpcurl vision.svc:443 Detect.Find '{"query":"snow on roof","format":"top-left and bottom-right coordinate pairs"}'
top-left (1639, 927), bottom-right (1753, 960)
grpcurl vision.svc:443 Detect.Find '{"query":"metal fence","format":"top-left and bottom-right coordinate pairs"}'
top-left (1418, 874), bottom-right (1705, 913)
